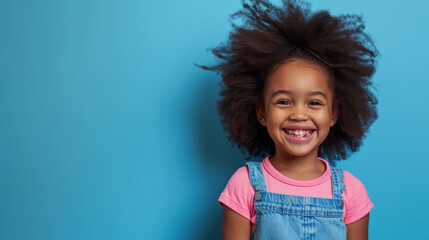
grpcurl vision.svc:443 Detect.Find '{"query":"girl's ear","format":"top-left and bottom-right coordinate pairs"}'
top-left (330, 103), bottom-right (339, 127)
top-left (256, 104), bottom-right (266, 126)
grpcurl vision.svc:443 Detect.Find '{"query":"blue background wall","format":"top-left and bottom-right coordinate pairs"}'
top-left (1, 0), bottom-right (428, 239)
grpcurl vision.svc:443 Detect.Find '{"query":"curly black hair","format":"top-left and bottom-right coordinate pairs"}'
top-left (200, 0), bottom-right (378, 164)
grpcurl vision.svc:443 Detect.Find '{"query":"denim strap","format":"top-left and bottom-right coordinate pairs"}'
top-left (246, 162), bottom-right (267, 192)
top-left (331, 167), bottom-right (345, 199)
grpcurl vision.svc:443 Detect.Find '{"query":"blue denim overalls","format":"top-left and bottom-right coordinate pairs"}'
top-left (246, 162), bottom-right (346, 240)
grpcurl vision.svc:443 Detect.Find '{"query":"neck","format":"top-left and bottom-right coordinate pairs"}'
top-left (269, 151), bottom-right (325, 180)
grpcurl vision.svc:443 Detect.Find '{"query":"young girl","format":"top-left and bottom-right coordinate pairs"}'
top-left (202, 0), bottom-right (378, 239)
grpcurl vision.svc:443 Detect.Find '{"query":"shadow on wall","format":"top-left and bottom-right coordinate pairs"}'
top-left (192, 75), bottom-right (248, 240)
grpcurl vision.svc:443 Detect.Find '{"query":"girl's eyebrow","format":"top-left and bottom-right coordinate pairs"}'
top-left (271, 90), bottom-right (292, 98)
top-left (309, 91), bottom-right (327, 99)
top-left (271, 90), bottom-right (327, 99)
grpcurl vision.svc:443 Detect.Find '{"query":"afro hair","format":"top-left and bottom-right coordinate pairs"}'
top-left (200, 0), bottom-right (379, 164)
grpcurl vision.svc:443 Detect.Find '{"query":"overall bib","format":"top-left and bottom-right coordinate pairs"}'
top-left (246, 162), bottom-right (347, 240)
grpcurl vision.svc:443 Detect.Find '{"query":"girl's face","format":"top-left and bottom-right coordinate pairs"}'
top-left (257, 58), bottom-right (337, 161)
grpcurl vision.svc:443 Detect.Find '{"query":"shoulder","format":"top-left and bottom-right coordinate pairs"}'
top-left (223, 165), bottom-right (254, 196)
top-left (218, 165), bottom-right (256, 221)
top-left (342, 170), bottom-right (370, 197)
top-left (341, 170), bottom-right (374, 224)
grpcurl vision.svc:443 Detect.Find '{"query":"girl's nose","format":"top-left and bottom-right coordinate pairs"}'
top-left (289, 107), bottom-right (308, 121)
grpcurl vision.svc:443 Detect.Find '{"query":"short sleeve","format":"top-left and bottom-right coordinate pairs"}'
top-left (343, 170), bottom-right (374, 224)
top-left (218, 166), bottom-right (256, 222)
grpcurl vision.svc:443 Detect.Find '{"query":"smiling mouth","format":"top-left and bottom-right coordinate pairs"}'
top-left (284, 129), bottom-right (314, 137)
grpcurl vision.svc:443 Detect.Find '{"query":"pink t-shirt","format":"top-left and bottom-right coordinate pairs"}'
top-left (219, 156), bottom-right (373, 227)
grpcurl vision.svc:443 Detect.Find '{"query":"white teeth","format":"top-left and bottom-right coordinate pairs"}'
top-left (285, 130), bottom-right (313, 137)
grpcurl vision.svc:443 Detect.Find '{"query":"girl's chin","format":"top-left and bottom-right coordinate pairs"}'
top-left (275, 147), bottom-right (318, 159)
top-left (276, 142), bottom-right (320, 159)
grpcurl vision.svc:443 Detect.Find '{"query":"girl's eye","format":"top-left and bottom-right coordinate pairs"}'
top-left (309, 101), bottom-right (323, 106)
top-left (277, 100), bottom-right (291, 105)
